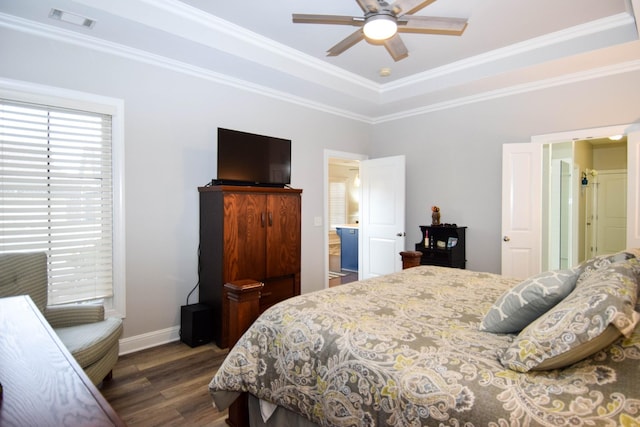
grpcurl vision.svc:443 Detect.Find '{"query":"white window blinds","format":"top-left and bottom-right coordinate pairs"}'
top-left (329, 180), bottom-right (347, 229)
top-left (0, 99), bottom-right (114, 305)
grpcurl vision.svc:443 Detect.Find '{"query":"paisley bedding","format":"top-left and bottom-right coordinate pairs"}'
top-left (209, 265), bottom-right (640, 426)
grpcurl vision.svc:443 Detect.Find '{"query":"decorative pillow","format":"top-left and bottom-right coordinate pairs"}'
top-left (575, 250), bottom-right (636, 280)
top-left (480, 269), bottom-right (578, 333)
top-left (577, 251), bottom-right (640, 305)
top-left (499, 259), bottom-right (640, 372)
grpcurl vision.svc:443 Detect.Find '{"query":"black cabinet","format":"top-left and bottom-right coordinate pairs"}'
top-left (415, 225), bottom-right (466, 269)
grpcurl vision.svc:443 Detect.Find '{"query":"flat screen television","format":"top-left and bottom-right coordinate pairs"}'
top-left (215, 128), bottom-right (291, 187)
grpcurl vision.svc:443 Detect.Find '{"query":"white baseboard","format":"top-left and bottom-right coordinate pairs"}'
top-left (119, 325), bottom-right (181, 355)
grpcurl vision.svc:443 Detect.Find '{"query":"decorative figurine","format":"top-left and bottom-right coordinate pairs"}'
top-left (431, 205), bottom-right (441, 226)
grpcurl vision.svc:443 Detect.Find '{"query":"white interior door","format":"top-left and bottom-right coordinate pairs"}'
top-left (627, 129), bottom-right (640, 250)
top-left (585, 179), bottom-right (596, 260)
top-left (360, 155), bottom-right (406, 279)
top-left (501, 143), bottom-right (542, 278)
top-left (595, 170), bottom-right (627, 255)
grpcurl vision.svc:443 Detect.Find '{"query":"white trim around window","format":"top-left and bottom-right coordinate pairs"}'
top-left (0, 77), bottom-right (126, 318)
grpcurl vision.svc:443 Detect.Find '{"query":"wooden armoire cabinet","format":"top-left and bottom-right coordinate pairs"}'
top-left (198, 185), bottom-right (302, 348)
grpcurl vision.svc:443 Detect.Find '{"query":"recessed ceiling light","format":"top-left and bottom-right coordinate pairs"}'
top-left (608, 134), bottom-right (624, 141)
top-left (379, 67), bottom-right (392, 77)
top-left (49, 9), bottom-right (96, 29)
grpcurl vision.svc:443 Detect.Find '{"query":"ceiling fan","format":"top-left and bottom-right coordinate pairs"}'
top-left (292, 0), bottom-right (468, 62)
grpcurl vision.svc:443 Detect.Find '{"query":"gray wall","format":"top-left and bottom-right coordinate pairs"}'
top-left (0, 28), bottom-right (370, 340)
top-left (2, 25), bottom-right (640, 344)
top-left (371, 70), bottom-right (640, 272)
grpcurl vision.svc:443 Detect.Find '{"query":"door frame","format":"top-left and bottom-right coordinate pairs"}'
top-left (503, 122), bottom-right (639, 276)
top-left (324, 150), bottom-right (368, 288)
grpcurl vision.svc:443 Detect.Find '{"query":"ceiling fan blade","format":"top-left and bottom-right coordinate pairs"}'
top-left (399, 16), bottom-right (468, 35)
top-left (383, 34), bottom-right (409, 61)
top-left (355, 0), bottom-right (381, 13)
top-left (292, 14), bottom-right (363, 26)
top-left (390, 0), bottom-right (437, 15)
top-left (327, 29), bottom-right (365, 56)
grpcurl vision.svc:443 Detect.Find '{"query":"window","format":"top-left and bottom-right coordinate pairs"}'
top-left (0, 80), bottom-right (124, 316)
top-left (329, 180), bottom-right (347, 229)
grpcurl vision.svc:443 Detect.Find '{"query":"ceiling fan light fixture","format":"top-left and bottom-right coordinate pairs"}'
top-left (363, 14), bottom-right (397, 41)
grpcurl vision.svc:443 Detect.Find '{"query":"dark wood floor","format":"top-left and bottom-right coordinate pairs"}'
top-left (340, 270), bottom-right (358, 284)
top-left (100, 341), bottom-right (230, 426)
top-left (329, 269), bottom-right (358, 287)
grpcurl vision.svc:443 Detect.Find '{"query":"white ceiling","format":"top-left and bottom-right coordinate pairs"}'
top-left (1, 0), bottom-right (638, 121)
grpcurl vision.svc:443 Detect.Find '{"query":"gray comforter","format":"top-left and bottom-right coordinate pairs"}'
top-left (209, 265), bottom-right (640, 426)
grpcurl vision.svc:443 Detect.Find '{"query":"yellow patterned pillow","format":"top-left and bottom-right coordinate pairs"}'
top-left (499, 259), bottom-right (640, 372)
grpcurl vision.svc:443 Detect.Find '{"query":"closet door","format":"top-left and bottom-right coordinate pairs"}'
top-left (223, 192), bottom-right (267, 282)
top-left (265, 193), bottom-right (301, 278)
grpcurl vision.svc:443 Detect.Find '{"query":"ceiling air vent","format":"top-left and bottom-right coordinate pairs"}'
top-left (49, 9), bottom-right (96, 29)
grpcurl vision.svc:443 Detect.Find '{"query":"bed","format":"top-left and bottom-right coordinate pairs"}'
top-left (209, 251), bottom-right (640, 426)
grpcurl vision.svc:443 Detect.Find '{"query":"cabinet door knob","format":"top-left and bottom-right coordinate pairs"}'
top-left (396, 232), bottom-right (405, 237)
top-left (503, 236), bottom-right (510, 242)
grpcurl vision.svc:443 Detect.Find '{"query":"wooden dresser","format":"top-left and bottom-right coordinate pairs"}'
top-left (198, 185), bottom-right (302, 348)
top-left (0, 295), bottom-right (125, 427)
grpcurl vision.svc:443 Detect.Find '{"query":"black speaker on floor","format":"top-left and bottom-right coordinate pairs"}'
top-left (180, 303), bottom-right (214, 347)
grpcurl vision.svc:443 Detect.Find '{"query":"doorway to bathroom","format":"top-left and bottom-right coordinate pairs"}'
top-left (327, 156), bottom-right (361, 287)
top-left (324, 151), bottom-right (406, 287)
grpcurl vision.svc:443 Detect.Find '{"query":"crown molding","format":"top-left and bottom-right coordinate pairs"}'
top-left (80, 0), bottom-right (636, 103)
top-left (381, 12), bottom-right (636, 94)
top-left (143, 0), bottom-right (377, 88)
top-left (0, 13), bottom-right (374, 123)
top-left (2, 10), bottom-right (638, 124)
top-left (374, 58), bottom-right (640, 123)
top-left (72, 0), bottom-right (382, 101)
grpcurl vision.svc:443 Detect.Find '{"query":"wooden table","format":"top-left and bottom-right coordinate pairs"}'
top-left (0, 295), bottom-right (125, 426)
